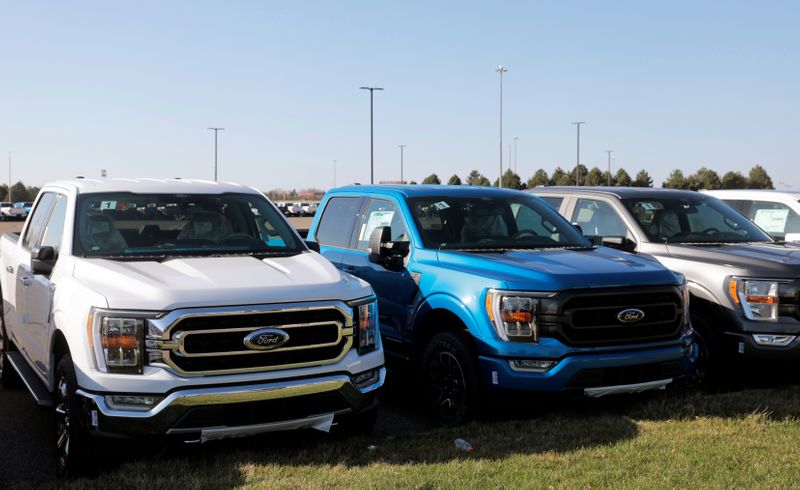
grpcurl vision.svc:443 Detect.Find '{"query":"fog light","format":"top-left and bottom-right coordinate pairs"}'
top-left (353, 369), bottom-right (379, 387)
top-left (752, 334), bottom-right (796, 347)
top-left (105, 394), bottom-right (164, 411)
top-left (509, 359), bottom-right (557, 373)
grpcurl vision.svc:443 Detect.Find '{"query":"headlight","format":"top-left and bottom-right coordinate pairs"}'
top-left (352, 299), bottom-right (378, 354)
top-left (726, 278), bottom-right (781, 322)
top-left (486, 290), bottom-right (539, 342)
top-left (88, 309), bottom-right (155, 374)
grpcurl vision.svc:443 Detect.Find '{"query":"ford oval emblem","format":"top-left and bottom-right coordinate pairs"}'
top-left (617, 308), bottom-right (646, 324)
top-left (243, 328), bottom-right (290, 351)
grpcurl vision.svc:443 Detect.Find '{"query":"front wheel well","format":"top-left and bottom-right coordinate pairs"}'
top-left (414, 308), bottom-right (472, 353)
top-left (52, 330), bottom-right (70, 365)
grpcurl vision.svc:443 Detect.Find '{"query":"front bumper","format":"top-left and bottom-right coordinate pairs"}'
top-left (75, 368), bottom-right (385, 441)
top-left (478, 342), bottom-right (696, 395)
top-left (723, 331), bottom-right (800, 361)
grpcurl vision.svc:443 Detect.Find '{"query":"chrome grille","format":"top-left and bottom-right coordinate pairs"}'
top-left (147, 302), bottom-right (355, 376)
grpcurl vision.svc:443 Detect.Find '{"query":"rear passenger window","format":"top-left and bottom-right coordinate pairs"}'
top-left (22, 193), bottom-right (57, 250)
top-left (315, 197), bottom-right (362, 248)
top-left (572, 199), bottom-right (629, 237)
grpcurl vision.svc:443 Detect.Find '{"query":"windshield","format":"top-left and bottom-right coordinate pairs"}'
top-left (407, 194), bottom-right (592, 250)
top-left (623, 196), bottom-right (773, 244)
top-left (74, 192), bottom-right (303, 259)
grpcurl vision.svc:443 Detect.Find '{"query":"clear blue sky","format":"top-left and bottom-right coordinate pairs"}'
top-left (1, 1), bottom-right (797, 190)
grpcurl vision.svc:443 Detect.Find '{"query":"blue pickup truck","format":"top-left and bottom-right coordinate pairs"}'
top-left (308, 185), bottom-right (697, 424)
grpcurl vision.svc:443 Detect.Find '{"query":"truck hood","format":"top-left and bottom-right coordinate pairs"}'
top-left (665, 242), bottom-right (800, 277)
top-left (72, 252), bottom-right (373, 311)
top-left (436, 247), bottom-right (680, 291)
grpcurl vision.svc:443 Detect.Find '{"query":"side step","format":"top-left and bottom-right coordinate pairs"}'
top-left (6, 352), bottom-right (53, 407)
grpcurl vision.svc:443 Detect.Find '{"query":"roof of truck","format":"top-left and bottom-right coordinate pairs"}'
top-left (43, 178), bottom-right (261, 195)
top-left (530, 186), bottom-right (704, 200)
top-left (331, 184), bottom-right (528, 199)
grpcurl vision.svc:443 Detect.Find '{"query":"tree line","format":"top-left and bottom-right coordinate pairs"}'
top-left (416, 164), bottom-right (774, 190)
top-left (0, 182), bottom-right (42, 202)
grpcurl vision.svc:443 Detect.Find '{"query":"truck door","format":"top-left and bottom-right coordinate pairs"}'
top-left (10, 192), bottom-right (56, 368)
top-left (23, 194), bottom-right (68, 376)
top-left (339, 198), bottom-right (417, 356)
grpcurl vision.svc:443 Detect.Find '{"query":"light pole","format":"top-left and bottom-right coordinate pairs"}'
top-left (398, 145), bottom-right (406, 183)
top-left (360, 87), bottom-right (383, 184)
top-left (605, 150), bottom-right (614, 186)
top-left (208, 127), bottom-right (224, 181)
top-left (496, 65), bottom-right (508, 187)
top-left (571, 122), bottom-right (585, 185)
top-left (513, 136), bottom-right (518, 172)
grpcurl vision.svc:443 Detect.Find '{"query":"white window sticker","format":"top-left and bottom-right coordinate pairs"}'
top-left (360, 211), bottom-right (395, 241)
top-left (100, 201), bottom-right (117, 210)
top-left (753, 209), bottom-right (789, 233)
top-left (576, 208), bottom-right (594, 223)
top-left (433, 201), bottom-right (450, 210)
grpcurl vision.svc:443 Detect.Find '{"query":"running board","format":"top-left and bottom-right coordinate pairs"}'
top-left (6, 352), bottom-right (53, 407)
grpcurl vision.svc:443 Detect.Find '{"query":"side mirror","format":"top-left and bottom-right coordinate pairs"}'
top-left (32, 246), bottom-right (56, 275)
top-left (305, 240), bottom-right (321, 253)
top-left (572, 223), bottom-right (584, 234)
top-left (601, 236), bottom-right (637, 253)
top-left (368, 226), bottom-right (392, 264)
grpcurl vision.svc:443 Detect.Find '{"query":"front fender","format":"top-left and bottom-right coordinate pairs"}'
top-left (49, 276), bottom-right (108, 390)
top-left (412, 292), bottom-right (494, 343)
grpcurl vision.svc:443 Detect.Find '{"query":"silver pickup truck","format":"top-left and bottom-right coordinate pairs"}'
top-left (530, 187), bottom-right (800, 382)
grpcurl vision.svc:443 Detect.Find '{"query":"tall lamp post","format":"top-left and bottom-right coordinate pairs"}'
top-left (360, 87), bottom-right (383, 184)
top-left (398, 145), bottom-right (406, 183)
top-left (208, 127), bottom-right (224, 181)
top-left (496, 65), bottom-right (508, 187)
top-left (605, 150), bottom-right (614, 186)
top-left (571, 122), bottom-right (585, 185)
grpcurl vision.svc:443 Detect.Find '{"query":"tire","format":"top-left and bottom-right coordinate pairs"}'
top-left (420, 330), bottom-right (481, 426)
top-left (332, 407), bottom-right (378, 438)
top-left (690, 312), bottom-right (724, 388)
top-left (54, 354), bottom-right (92, 478)
top-left (0, 307), bottom-right (21, 389)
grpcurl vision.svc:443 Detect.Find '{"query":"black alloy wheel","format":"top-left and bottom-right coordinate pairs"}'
top-left (421, 331), bottom-right (480, 426)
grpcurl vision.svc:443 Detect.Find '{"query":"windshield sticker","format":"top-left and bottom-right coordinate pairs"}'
top-left (360, 210), bottom-right (396, 241)
top-left (100, 201), bottom-right (117, 210)
top-left (753, 209), bottom-right (789, 233)
top-left (433, 201), bottom-right (450, 210)
top-left (639, 202), bottom-right (664, 211)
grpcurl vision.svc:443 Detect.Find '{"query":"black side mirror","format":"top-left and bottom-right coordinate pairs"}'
top-left (368, 226), bottom-right (392, 264)
top-left (601, 236), bottom-right (637, 253)
top-left (305, 240), bottom-right (321, 253)
top-left (32, 246), bottom-right (56, 275)
top-left (572, 223), bottom-right (584, 234)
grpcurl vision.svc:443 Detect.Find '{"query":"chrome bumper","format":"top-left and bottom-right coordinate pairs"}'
top-left (76, 368), bottom-right (385, 439)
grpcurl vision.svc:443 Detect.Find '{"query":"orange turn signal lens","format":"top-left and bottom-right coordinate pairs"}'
top-left (744, 295), bottom-right (778, 304)
top-left (101, 335), bottom-right (140, 350)
top-left (729, 279), bottom-right (740, 303)
top-left (501, 310), bottom-right (533, 323)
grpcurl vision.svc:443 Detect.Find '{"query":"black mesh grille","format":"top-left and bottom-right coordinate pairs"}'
top-left (175, 309), bottom-right (345, 332)
top-left (539, 287), bottom-right (684, 346)
top-left (566, 361), bottom-right (685, 389)
top-left (182, 324), bottom-right (340, 354)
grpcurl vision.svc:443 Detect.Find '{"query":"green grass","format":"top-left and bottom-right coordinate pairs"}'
top-left (48, 386), bottom-right (800, 489)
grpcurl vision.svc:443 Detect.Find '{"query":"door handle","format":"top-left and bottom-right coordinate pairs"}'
top-left (5, 265), bottom-right (13, 274)
top-left (19, 276), bottom-right (32, 287)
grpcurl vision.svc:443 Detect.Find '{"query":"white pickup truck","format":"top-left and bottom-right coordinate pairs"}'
top-left (0, 178), bottom-right (385, 477)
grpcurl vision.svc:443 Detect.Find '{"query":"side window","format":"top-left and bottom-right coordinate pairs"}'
top-left (747, 200), bottom-right (800, 239)
top-left (39, 195), bottom-right (68, 254)
top-left (721, 199), bottom-right (748, 212)
top-left (511, 203), bottom-right (561, 241)
top-left (540, 196), bottom-right (563, 210)
top-left (571, 198), bottom-right (629, 237)
top-left (356, 199), bottom-right (408, 251)
top-left (22, 193), bottom-right (57, 250)
top-left (315, 197), bottom-right (362, 248)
